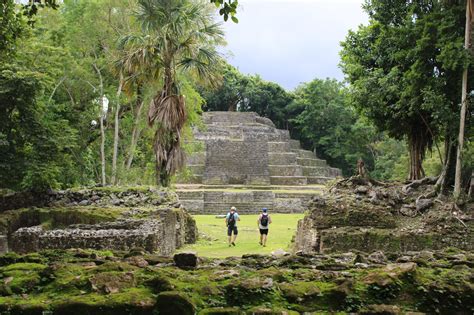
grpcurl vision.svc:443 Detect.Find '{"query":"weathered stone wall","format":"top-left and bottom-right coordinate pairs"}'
top-left (0, 187), bottom-right (176, 212)
top-left (9, 208), bottom-right (197, 256)
top-left (179, 190), bottom-right (314, 214)
top-left (294, 178), bottom-right (474, 254)
top-left (1, 188), bottom-right (197, 256)
top-left (203, 140), bottom-right (270, 185)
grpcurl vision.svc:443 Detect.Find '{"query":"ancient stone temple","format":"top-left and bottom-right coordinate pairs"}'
top-left (176, 111), bottom-right (341, 214)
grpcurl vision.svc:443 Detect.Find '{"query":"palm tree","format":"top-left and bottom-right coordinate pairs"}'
top-left (120, 0), bottom-right (224, 186)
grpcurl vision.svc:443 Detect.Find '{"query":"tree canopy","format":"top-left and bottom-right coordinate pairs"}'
top-left (340, 0), bottom-right (473, 180)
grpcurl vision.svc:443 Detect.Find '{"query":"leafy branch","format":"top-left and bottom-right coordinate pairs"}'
top-left (210, 0), bottom-right (239, 23)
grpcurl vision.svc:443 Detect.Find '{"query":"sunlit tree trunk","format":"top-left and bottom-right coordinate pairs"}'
top-left (126, 84), bottom-right (144, 170)
top-left (111, 73), bottom-right (124, 185)
top-left (93, 63), bottom-right (106, 186)
top-left (454, 0), bottom-right (472, 198)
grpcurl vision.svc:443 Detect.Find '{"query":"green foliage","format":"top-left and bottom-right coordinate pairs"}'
top-left (288, 79), bottom-right (378, 176)
top-left (0, 0), bottom-right (25, 58)
top-left (340, 0), bottom-right (473, 179)
top-left (0, 64), bottom-right (78, 191)
top-left (210, 0), bottom-right (238, 23)
top-left (201, 64), bottom-right (248, 112)
top-left (201, 64), bottom-right (293, 129)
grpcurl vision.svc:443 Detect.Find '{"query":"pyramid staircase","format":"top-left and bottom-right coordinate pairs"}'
top-left (175, 112), bottom-right (341, 214)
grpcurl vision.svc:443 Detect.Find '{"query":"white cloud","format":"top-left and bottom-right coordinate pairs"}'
top-left (221, 0), bottom-right (368, 90)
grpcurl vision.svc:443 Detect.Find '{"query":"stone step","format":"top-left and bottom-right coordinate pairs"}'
top-left (297, 158), bottom-right (327, 167)
top-left (176, 190), bottom-right (204, 199)
top-left (186, 152), bottom-right (206, 165)
top-left (269, 152), bottom-right (297, 165)
top-left (270, 176), bottom-right (308, 185)
top-left (179, 199), bottom-right (204, 213)
top-left (274, 192), bottom-right (319, 199)
top-left (289, 139), bottom-right (301, 150)
top-left (298, 149), bottom-right (316, 159)
top-left (269, 165), bottom-right (303, 176)
top-left (267, 141), bottom-right (291, 152)
top-left (302, 166), bottom-right (331, 177)
top-left (199, 202), bottom-right (274, 214)
top-left (175, 184), bottom-right (325, 191)
top-left (307, 176), bottom-right (334, 184)
top-left (272, 198), bottom-right (304, 213)
top-left (201, 191), bottom-right (275, 203)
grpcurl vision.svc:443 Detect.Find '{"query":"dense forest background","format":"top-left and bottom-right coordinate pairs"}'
top-left (0, 0), bottom-right (472, 192)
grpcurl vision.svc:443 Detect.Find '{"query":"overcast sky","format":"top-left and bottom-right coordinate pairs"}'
top-left (220, 0), bottom-right (369, 90)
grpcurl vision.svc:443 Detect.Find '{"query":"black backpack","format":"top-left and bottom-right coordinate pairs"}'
top-left (227, 213), bottom-right (236, 227)
top-left (260, 214), bottom-right (269, 227)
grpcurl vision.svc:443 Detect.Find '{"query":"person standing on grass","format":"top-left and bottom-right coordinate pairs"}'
top-left (257, 208), bottom-right (272, 247)
top-left (226, 206), bottom-right (240, 247)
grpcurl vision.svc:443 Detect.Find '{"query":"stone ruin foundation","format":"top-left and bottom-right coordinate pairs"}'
top-left (0, 187), bottom-right (197, 256)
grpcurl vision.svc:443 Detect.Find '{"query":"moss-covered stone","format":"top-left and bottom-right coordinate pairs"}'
top-left (244, 307), bottom-right (300, 315)
top-left (0, 249), bottom-right (472, 314)
top-left (0, 262), bottom-right (47, 294)
top-left (224, 277), bottom-right (275, 306)
top-left (145, 274), bottom-right (174, 293)
top-left (198, 307), bottom-right (242, 315)
top-left (154, 291), bottom-right (196, 315)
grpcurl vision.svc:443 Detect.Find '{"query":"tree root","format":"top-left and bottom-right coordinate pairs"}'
top-left (402, 176), bottom-right (439, 194)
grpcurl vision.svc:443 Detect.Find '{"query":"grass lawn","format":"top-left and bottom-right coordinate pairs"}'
top-left (180, 214), bottom-right (304, 258)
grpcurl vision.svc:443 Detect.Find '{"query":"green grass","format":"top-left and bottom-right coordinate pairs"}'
top-left (180, 214), bottom-right (304, 258)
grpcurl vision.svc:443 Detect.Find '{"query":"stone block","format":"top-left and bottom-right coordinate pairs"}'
top-left (270, 176), bottom-right (307, 185)
top-left (302, 166), bottom-right (329, 177)
top-left (174, 251), bottom-right (198, 268)
top-left (179, 200), bottom-right (204, 213)
top-left (10, 210), bottom-right (197, 256)
top-left (273, 198), bottom-right (304, 213)
top-left (269, 165), bottom-right (303, 176)
top-left (289, 139), bottom-right (301, 150)
top-left (203, 140), bottom-right (270, 185)
top-left (269, 153), bottom-right (297, 165)
top-left (297, 158), bottom-right (327, 167)
top-left (267, 141), bottom-right (290, 152)
top-left (307, 176), bottom-right (334, 184)
top-left (177, 190), bottom-right (204, 199)
top-left (297, 150), bottom-right (316, 159)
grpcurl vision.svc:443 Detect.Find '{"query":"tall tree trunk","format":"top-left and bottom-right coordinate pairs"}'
top-left (111, 73), bottom-right (124, 185)
top-left (408, 129), bottom-right (426, 180)
top-left (454, 0), bottom-right (472, 198)
top-left (93, 63), bottom-right (106, 186)
top-left (99, 114), bottom-right (106, 186)
top-left (159, 161), bottom-right (171, 187)
top-left (436, 138), bottom-right (457, 196)
top-left (155, 68), bottom-right (174, 187)
top-left (125, 84), bottom-right (144, 170)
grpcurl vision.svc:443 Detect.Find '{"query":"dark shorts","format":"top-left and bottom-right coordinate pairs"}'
top-left (259, 228), bottom-right (269, 235)
top-left (227, 225), bottom-right (238, 236)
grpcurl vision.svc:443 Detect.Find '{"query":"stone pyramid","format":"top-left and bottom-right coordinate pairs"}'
top-left (180, 111), bottom-right (341, 186)
top-left (176, 112), bottom-right (341, 214)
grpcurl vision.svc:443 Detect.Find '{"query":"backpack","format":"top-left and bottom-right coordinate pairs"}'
top-left (260, 214), bottom-right (269, 227)
top-left (227, 213), bottom-right (236, 227)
